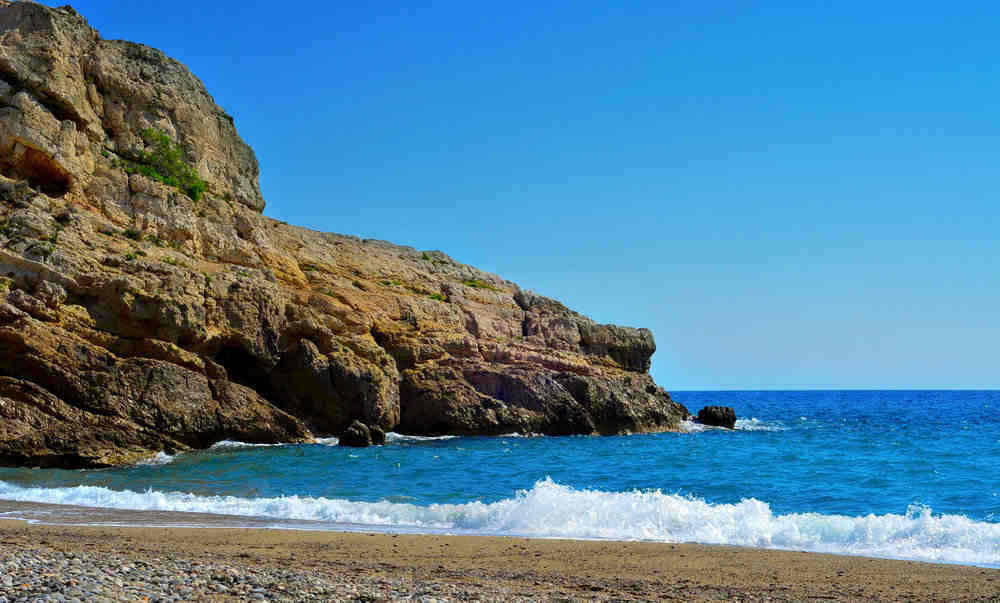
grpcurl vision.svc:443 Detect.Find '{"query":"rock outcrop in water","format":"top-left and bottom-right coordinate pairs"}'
top-left (0, 1), bottom-right (689, 467)
top-left (696, 406), bottom-right (736, 429)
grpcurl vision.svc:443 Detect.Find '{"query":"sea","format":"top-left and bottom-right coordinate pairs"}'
top-left (0, 390), bottom-right (998, 568)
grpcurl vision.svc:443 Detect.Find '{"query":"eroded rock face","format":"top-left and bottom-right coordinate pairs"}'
top-left (0, 0), bottom-right (263, 210)
top-left (0, 1), bottom-right (689, 468)
top-left (0, 317), bottom-right (311, 468)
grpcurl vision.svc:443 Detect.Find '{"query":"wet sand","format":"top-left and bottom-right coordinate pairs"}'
top-left (1, 517), bottom-right (999, 601)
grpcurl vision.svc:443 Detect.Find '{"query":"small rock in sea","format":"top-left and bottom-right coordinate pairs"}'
top-left (370, 425), bottom-right (386, 446)
top-left (697, 405), bottom-right (737, 429)
top-left (339, 420), bottom-right (373, 447)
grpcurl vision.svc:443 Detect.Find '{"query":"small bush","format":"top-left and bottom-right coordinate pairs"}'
top-left (462, 278), bottom-right (498, 291)
top-left (120, 128), bottom-right (208, 202)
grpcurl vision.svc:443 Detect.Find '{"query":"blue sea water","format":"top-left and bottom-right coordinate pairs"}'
top-left (1, 390), bottom-right (998, 566)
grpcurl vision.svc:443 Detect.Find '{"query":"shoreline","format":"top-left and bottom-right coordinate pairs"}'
top-left (1, 516), bottom-right (998, 601)
top-left (4, 498), bottom-right (999, 570)
top-left (2, 498), bottom-right (998, 569)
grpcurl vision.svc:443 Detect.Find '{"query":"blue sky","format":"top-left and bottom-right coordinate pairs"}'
top-left (53, 1), bottom-right (1000, 389)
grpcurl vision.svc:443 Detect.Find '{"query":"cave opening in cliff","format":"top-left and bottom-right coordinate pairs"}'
top-left (1, 146), bottom-right (72, 198)
top-left (214, 343), bottom-right (274, 397)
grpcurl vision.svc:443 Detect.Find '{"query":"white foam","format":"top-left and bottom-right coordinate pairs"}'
top-left (679, 419), bottom-right (707, 433)
top-left (679, 418), bottom-right (785, 433)
top-left (0, 478), bottom-right (996, 566)
top-left (734, 418), bottom-right (786, 432)
top-left (385, 433), bottom-right (458, 443)
top-left (208, 440), bottom-right (284, 450)
top-left (215, 434), bottom-right (458, 447)
top-left (136, 452), bottom-right (175, 466)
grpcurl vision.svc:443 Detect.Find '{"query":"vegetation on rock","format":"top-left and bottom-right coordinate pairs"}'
top-left (118, 128), bottom-right (207, 201)
top-left (462, 278), bottom-right (499, 291)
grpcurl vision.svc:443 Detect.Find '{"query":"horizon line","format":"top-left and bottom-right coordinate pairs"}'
top-left (667, 387), bottom-right (1000, 392)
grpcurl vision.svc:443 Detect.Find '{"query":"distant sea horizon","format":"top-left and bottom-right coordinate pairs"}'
top-left (669, 387), bottom-right (1000, 392)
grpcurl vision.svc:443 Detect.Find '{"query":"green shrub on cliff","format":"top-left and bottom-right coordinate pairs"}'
top-left (120, 128), bottom-right (207, 201)
top-left (462, 278), bottom-right (499, 291)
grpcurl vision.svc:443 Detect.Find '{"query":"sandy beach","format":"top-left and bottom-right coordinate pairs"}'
top-left (1, 517), bottom-right (998, 601)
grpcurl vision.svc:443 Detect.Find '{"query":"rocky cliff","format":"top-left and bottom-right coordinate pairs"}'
top-left (0, 1), bottom-right (689, 468)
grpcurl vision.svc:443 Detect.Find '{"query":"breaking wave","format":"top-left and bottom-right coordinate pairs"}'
top-left (135, 452), bottom-right (175, 466)
top-left (209, 440), bottom-right (286, 450)
top-left (0, 478), bottom-right (996, 567)
top-left (734, 418), bottom-right (786, 432)
top-left (385, 433), bottom-right (459, 443)
top-left (210, 434), bottom-right (457, 448)
top-left (680, 418), bottom-right (785, 433)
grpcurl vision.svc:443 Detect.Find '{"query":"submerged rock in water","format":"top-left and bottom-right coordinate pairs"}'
top-left (0, 1), bottom-right (689, 468)
top-left (369, 425), bottom-right (387, 446)
top-left (339, 420), bottom-right (372, 447)
top-left (697, 406), bottom-right (737, 429)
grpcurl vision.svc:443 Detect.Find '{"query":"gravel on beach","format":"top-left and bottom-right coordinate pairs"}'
top-left (0, 546), bottom-right (546, 602)
top-left (2, 541), bottom-right (621, 602)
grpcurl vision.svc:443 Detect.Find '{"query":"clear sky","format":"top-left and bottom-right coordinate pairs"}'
top-left (48, 1), bottom-right (1000, 389)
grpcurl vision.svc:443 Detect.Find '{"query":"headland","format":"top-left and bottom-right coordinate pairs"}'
top-left (0, 0), bottom-right (687, 469)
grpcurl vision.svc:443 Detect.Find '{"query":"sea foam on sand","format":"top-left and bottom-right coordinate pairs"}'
top-left (0, 477), bottom-right (997, 567)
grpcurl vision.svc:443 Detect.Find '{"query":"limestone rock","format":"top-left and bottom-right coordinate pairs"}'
top-left (0, 320), bottom-right (312, 468)
top-left (697, 406), bottom-right (737, 429)
top-left (0, 0), bottom-right (263, 210)
top-left (0, 1), bottom-right (690, 468)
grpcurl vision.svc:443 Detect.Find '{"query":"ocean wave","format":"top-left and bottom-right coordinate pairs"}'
top-left (734, 418), bottom-right (786, 432)
top-left (208, 440), bottom-right (286, 450)
top-left (679, 419), bottom-right (707, 433)
top-left (679, 418), bottom-right (785, 433)
top-left (0, 478), bottom-right (996, 566)
top-left (135, 452), bottom-right (175, 466)
top-left (211, 434), bottom-right (459, 448)
top-left (385, 433), bottom-right (459, 443)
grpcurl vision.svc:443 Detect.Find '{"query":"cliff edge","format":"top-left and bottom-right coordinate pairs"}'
top-left (0, 1), bottom-right (688, 468)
